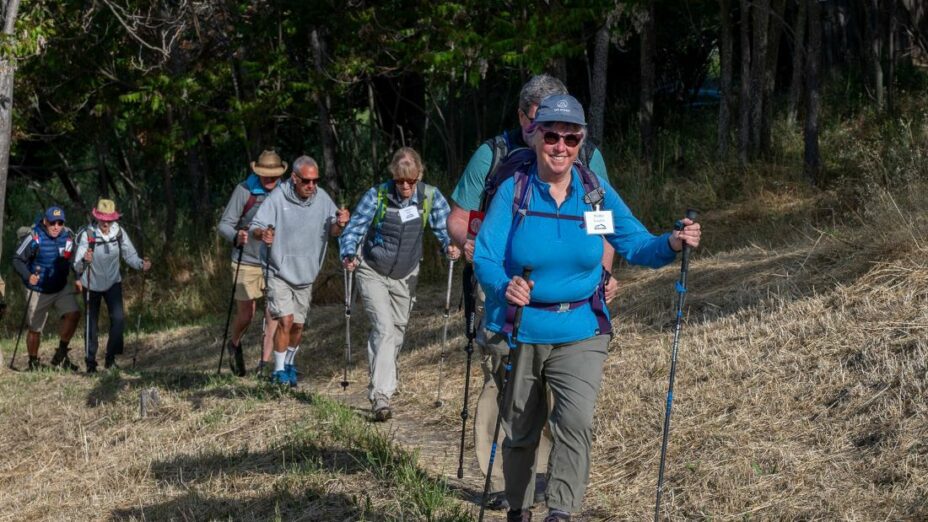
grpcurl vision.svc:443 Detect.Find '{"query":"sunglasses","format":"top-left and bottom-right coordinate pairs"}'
top-left (49, 220), bottom-right (65, 226)
top-left (294, 175), bottom-right (320, 186)
top-left (543, 131), bottom-right (583, 147)
top-left (394, 178), bottom-right (418, 186)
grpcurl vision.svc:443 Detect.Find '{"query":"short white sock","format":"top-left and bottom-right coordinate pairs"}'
top-left (285, 346), bottom-right (299, 365)
top-left (273, 350), bottom-right (286, 372)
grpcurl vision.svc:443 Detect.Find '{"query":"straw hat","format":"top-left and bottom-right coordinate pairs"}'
top-left (92, 199), bottom-right (121, 221)
top-left (250, 150), bottom-right (288, 177)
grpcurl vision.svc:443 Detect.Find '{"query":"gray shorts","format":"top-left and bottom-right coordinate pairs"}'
top-left (267, 276), bottom-right (312, 324)
top-left (27, 285), bottom-right (79, 332)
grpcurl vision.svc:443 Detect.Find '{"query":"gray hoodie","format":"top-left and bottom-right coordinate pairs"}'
top-left (217, 182), bottom-right (270, 267)
top-left (249, 179), bottom-right (338, 287)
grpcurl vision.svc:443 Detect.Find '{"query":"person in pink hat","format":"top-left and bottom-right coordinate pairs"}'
top-left (74, 198), bottom-right (152, 372)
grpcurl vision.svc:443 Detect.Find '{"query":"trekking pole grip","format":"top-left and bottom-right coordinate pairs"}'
top-left (511, 266), bottom-right (533, 334)
top-left (675, 209), bottom-right (698, 272)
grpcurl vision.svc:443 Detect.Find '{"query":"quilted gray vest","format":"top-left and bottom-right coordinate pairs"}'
top-left (362, 181), bottom-right (433, 279)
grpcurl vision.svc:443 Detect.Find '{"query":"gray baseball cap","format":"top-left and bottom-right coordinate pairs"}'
top-left (534, 94), bottom-right (586, 126)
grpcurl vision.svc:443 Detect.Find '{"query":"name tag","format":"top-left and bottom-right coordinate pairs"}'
top-left (584, 210), bottom-right (614, 235)
top-left (398, 205), bottom-right (420, 223)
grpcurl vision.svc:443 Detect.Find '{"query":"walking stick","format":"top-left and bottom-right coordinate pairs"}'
top-left (457, 263), bottom-right (478, 479)
top-left (218, 240), bottom-right (245, 375)
top-left (83, 234), bottom-right (96, 366)
top-left (132, 232), bottom-right (148, 369)
top-left (341, 266), bottom-right (354, 391)
top-left (479, 266), bottom-right (532, 521)
top-left (434, 257), bottom-right (455, 407)
top-left (654, 209), bottom-right (698, 521)
top-left (9, 268), bottom-right (40, 370)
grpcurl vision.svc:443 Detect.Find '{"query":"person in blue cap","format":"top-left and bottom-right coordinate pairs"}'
top-left (12, 205), bottom-right (82, 371)
top-left (474, 94), bottom-right (701, 522)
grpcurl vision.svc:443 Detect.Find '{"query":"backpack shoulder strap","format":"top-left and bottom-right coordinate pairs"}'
top-left (578, 140), bottom-right (597, 167)
top-left (576, 163), bottom-right (605, 210)
top-left (418, 183), bottom-right (436, 229)
top-left (240, 193), bottom-right (259, 220)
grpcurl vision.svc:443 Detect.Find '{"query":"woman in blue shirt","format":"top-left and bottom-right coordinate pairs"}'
top-left (473, 94), bottom-right (701, 522)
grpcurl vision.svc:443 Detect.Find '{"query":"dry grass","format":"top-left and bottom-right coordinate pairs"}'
top-left (1, 183), bottom-right (927, 521)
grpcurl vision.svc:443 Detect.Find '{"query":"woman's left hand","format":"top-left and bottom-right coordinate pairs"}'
top-left (669, 218), bottom-right (701, 252)
top-left (142, 258), bottom-right (152, 272)
top-left (446, 244), bottom-right (461, 260)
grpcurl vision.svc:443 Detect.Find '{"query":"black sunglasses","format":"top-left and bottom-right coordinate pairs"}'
top-left (49, 220), bottom-right (65, 226)
top-left (294, 175), bottom-right (320, 186)
top-left (543, 131), bottom-right (583, 147)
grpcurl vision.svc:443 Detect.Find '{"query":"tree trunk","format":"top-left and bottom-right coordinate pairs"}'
top-left (639, 0), bottom-right (656, 170)
top-left (804, 0), bottom-right (822, 185)
top-left (887, 0), bottom-right (897, 114)
top-left (718, 0), bottom-right (734, 159)
top-left (738, 0), bottom-right (752, 165)
top-left (787, 0), bottom-right (807, 125)
top-left (761, 0), bottom-right (787, 153)
top-left (589, 24), bottom-right (610, 145)
top-left (866, 0), bottom-right (884, 108)
top-left (750, 0), bottom-right (770, 155)
top-left (0, 0), bottom-right (21, 264)
top-left (311, 28), bottom-right (341, 198)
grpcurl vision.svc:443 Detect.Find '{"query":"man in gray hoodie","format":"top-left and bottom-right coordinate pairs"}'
top-left (250, 155), bottom-right (350, 386)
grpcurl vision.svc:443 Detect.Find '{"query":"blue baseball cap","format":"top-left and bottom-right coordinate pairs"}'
top-left (534, 94), bottom-right (586, 126)
top-left (45, 206), bottom-right (66, 222)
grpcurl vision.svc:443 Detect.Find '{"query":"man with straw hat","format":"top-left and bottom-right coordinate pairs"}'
top-left (74, 198), bottom-right (151, 372)
top-left (217, 149), bottom-right (286, 376)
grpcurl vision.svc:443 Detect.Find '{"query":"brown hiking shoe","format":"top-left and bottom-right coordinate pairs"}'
top-left (372, 397), bottom-right (392, 422)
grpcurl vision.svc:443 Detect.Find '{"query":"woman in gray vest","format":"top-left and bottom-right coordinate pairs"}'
top-left (339, 147), bottom-right (461, 421)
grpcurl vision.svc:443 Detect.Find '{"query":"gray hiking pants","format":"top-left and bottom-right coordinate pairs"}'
top-left (474, 284), bottom-right (552, 494)
top-left (491, 333), bottom-right (610, 514)
top-left (356, 261), bottom-right (419, 404)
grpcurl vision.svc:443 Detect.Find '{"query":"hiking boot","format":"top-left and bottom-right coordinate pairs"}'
top-left (233, 343), bottom-right (246, 377)
top-left (507, 509), bottom-right (532, 522)
top-left (284, 363), bottom-right (298, 388)
top-left (272, 369), bottom-right (290, 386)
top-left (50, 348), bottom-right (79, 372)
top-left (227, 341), bottom-right (244, 376)
top-left (104, 358), bottom-right (120, 371)
top-left (372, 397), bottom-right (392, 422)
top-left (542, 511), bottom-right (570, 522)
top-left (486, 491), bottom-right (510, 511)
top-left (255, 360), bottom-right (269, 379)
top-left (27, 356), bottom-right (44, 372)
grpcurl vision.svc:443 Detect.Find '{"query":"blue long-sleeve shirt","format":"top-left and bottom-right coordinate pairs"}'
top-left (338, 182), bottom-right (453, 259)
top-left (474, 165), bottom-right (677, 344)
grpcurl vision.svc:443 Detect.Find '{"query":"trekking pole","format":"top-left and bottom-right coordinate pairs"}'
top-left (434, 257), bottom-right (455, 407)
top-left (479, 266), bottom-right (532, 522)
top-left (457, 263), bottom-right (478, 479)
top-left (261, 225), bottom-right (274, 336)
top-left (84, 234), bottom-right (96, 366)
top-left (340, 265), bottom-right (354, 391)
top-left (218, 239), bottom-right (245, 375)
top-left (9, 268), bottom-right (40, 370)
top-left (654, 209), bottom-right (698, 522)
top-left (132, 231), bottom-right (148, 369)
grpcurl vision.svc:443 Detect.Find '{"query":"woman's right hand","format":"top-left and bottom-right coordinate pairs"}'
top-left (504, 275), bottom-right (534, 306)
top-left (28, 273), bottom-right (39, 286)
top-left (343, 257), bottom-right (359, 272)
top-left (83, 249), bottom-right (93, 263)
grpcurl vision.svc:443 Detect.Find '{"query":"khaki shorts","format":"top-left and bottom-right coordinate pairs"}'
top-left (27, 286), bottom-right (79, 332)
top-left (232, 262), bottom-right (267, 301)
top-left (267, 276), bottom-right (312, 324)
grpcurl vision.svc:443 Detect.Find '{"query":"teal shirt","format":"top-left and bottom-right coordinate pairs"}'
top-left (451, 140), bottom-right (608, 211)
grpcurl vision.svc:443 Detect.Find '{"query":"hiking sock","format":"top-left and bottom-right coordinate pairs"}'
top-left (285, 346), bottom-right (298, 365)
top-left (273, 350), bottom-right (286, 372)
